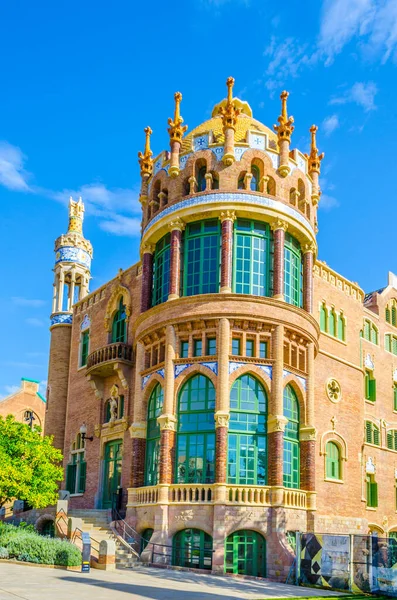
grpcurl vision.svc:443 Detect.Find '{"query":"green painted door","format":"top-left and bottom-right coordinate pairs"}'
top-left (102, 439), bottom-right (123, 508)
top-left (225, 530), bottom-right (266, 577)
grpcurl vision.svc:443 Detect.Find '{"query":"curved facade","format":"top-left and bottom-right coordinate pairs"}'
top-left (45, 79), bottom-right (397, 580)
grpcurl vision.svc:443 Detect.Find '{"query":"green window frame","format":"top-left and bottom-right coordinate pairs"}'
top-left (173, 528), bottom-right (213, 570)
top-left (233, 219), bottom-right (273, 297)
top-left (387, 430), bottom-right (397, 451)
top-left (180, 340), bottom-right (189, 358)
top-left (111, 298), bottom-right (127, 343)
top-left (320, 304), bottom-right (327, 332)
top-left (152, 233), bottom-right (171, 306)
top-left (207, 338), bottom-right (216, 356)
top-left (386, 307), bottom-right (391, 323)
top-left (337, 314), bottom-right (345, 341)
top-left (283, 385), bottom-right (300, 489)
top-left (259, 341), bottom-right (268, 358)
top-left (228, 374), bottom-right (267, 486)
top-left (246, 339), bottom-right (254, 357)
top-left (284, 233), bottom-right (302, 307)
top-left (393, 306), bottom-right (397, 327)
top-left (363, 319), bottom-right (378, 345)
top-left (366, 475), bottom-right (378, 508)
top-left (394, 384), bottom-right (397, 412)
top-left (176, 375), bottom-right (215, 484)
top-left (329, 310), bottom-right (336, 337)
top-left (325, 441), bottom-right (341, 480)
top-left (183, 220), bottom-right (220, 297)
top-left (225, 530), bottom-right (266, 577)
top-left (365, 421), bottom-right (380, 446)
top-left (193, 339), bottom-right (202, 357)
top-left (232, 338), bottom-right (241, 356)
top-left (80, 330), bottom-right (89, 367)
top-left (145, 383), bottom-right (164, 486)
top-left (66, 447), bottom-right (86, 495)
top-left (385, 334), bottom-right (397, 356)
top-left (365, 370), bottom-right (376, 402)
top-left (140, 528), bottom-right (154, 553)
top-left (250, 165), bottom-right (260, 191)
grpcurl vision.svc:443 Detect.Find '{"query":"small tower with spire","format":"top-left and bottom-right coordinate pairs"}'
top-left (273, 91), bottom-right (294, 177)
top-left (45, 197), bottom-right (93, 450)
top-left (138, 126), bottom-right (154, 223)
top-left (220, 77), bottom-right (241, 166)
top-left (168, 92), bottom-right (188, 178)
top-left (305, 125), bottom-right (324, 205)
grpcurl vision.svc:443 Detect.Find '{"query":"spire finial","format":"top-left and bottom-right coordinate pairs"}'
top-left (138, 126), bottom-right (153, 179)
top-left (305, 124), bottom-right (324, 175)
top-left (168, 91), bottom-right (188, 145)
top-left (273, 90), bottom-right (294, 142)
top-left (68, 196), bottom-right (85, 234)
top-left (226, 76), bottom-right (234, 105)
top-left (219, 77), bottom-right (241, 166)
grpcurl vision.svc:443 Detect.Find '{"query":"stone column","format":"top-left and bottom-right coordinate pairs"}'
top-left (271, 219), bottom-right (288, 301)
top-left (220, 212), bottom-right (235, 294)
top-left (129, 341), bottom-right (146, 489)
top-left (303, 244), bottom-right (315, 314)
top-left (52, 281), bottom-right (57, 314)
top-left (268, 324), bottom-right (287, 490)
top-left (300, 342), bottom-right (316, 497)
top-left (58, 271), bottom-right (65, 312)
top-left (140, 244), bottom-right (154, 313)
top-left (169, 140), bottom-right (181, 178)
top-left (68, 271), bottom-right (76, 311)
top-left (168, 219), bottom-right (185, 301)
top-left (158, 325), bottom-right (177, 487)
top-left (214, 318), bottom-right (230, 498)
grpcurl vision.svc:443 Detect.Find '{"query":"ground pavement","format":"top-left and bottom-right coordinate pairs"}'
top-left (0, 563), bottom-right (346, 600)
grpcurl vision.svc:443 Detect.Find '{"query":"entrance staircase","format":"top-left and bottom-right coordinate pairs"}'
top-left (68, 509), bottom-right (138, 569)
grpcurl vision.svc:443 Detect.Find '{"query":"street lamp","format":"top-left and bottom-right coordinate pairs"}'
top-left (80, 423), bottom-right (93, 442)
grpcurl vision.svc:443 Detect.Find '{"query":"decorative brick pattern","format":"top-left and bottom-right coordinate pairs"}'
top-left (268, 431), bottom-right (284, 486)
top-left (273, 228), bottom-right (285, 298)
top-left (220, 219), bottom-right (233, 291)
top-left (159, 429), bottom-right (175, 485)
top-left (215, 427), bottom-right (228, 483)
top-left (300, 439), bottom-right (316, 491)
top-left (131, 438), bottom-right (146, 488)
top-left (169, 229), bottom-right (182, 297)
top-left (303, 251), bottom-right (313, 313)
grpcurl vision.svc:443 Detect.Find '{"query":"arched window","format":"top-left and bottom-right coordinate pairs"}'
top-left (337, 314), bottom-right (345, 341)
top-left (66, 433), bottom-right (86, 495)
top-left (365, 421), bottom-right (380, 445)
top-left (325, 442), bottom-right (341, 480)
top-left (267, 176), bottom-right (276, 196)
top-left (153, 180), bottom-right (161, 205)
top-left (320, 304), bottom-right (327, 332)
top-left (152, 233), bottom-right (171, 306)
top-left (197, 166), bottom-right (207, 192)
top-left (385, 333), bottom-right (397, 356)
top-left (237, 172), bottom-right (246, 189)
top-left (145, 384), bottom-right (164, 486)
top-left (183, 220), bottom-right (220, 296)
top-left (284, 234), bottom-right (302, 307)
top-left (298, 178), bottom-right (305, 202)
top-left (173, 529), bottom-right (213, 570)
top-left (283, 385), bottom-right (300, 489)
top-left (250, 165), bottom-right (260, 191)
top-left (387, 430), bottom-right (397, 451)
top-left (228, 374), bottom-right (267, 486)
top-left (111, 298), bottom-right (127, 343)
top-left (233, 219), bottom-right (272, 297)
top-left (393, 306), bottom-right (397, 327)
top-left (225, 530), bottom-right (266, 577)
top-left (176, 374), bottom-right (215, 484)
top-left (329, 309), bottom-right (336, 337)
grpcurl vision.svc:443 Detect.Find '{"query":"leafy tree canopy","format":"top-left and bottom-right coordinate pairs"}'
top-left (0, 415), bottom-right (63, 509)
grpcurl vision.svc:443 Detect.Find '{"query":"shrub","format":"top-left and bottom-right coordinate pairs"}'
top-left (0, 546), bottom-right (9, 559)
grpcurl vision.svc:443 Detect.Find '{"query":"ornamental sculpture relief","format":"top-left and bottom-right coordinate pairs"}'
top-left (326, 378), bottom-right (342, 403)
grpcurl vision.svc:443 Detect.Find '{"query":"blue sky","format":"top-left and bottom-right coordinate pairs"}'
top-left (1, 0), bottom-right (396, 397)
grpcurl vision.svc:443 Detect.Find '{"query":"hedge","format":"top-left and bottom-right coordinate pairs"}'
top-left (0, 523), bottom-right (81, 567)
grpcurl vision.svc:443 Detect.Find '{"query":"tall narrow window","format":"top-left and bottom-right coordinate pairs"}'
top-left (365, 370), bottom-right (376, 402)
top-left (66, 433), bottom-right (86, 495)
top-left (337, 314), bottom-right (345, 341)
top-left (152, 233), bottom-right (171, 306)
top-left (111, 298), bottom-right (127, 343)
top-left (246, 339), bottom-right (254, 357)
top-left (365, 421), bottom-right (380, 446)
top-left (228, 374), bottom-right (267, 485)
top-left (259, 341), bottom-right (268, 358)
top-left (176, 375), bottom-right (215, 484)
top-left (197, 166), bottom-right (207, 192)
top-left (193, 339), bottom-right (202, 357)
top-left (366, 474), bottom-right (378, 508)
top-left (80, 330), bottom-right (89, 367)
top-left (183, 221), bottom-right (220, 297)
top-left (180, 340), bottom-right (189, 358)
top-left (250, 165), bottom-right (260, 191)
top-left (207, 338), bottom-right (216, 356)
top-left (284, 234), bottom-right (302, 307)
top-left (320, 304), bottom-right (327, 332)
top-left (283, 385), bottom-right (300, 489)
top-left (232, 338), bottom-right (241, 356)
top-left (145, 384), bottom-right (163, 486)
top-left (394, 383), bottom-right (397, 412)
top-left (329, 310), bottom-right (336, 337)
top-left (325, 441), bottom-right (341, 480)
top-left (233, 219), bottom-right (272, 297)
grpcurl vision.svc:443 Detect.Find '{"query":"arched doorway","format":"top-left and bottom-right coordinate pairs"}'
top-left (172, 528), bottom-right (213, 570)
top-left (225, 530), bottom-right (266, 577)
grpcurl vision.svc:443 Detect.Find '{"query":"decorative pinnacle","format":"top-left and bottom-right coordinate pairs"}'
top-left (138, 126), bottom-right (153, 179)
top-left (68, 196), bottom-right (84, 234)
top-left (305, 125), bottom-right (324, 174)
top-left (219, 76), bottom-right (241, 131)
top-left (273, 90), bottom-right (294, 142)
top-left (168, 92), bottom-right (188, 145)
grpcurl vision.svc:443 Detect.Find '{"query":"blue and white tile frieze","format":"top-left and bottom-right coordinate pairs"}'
top-left (234, 147), bottom-right (247, 162)
top-left (211, 146), bottom-right (224, 161)
top-left (174, 363), bottom-right (192, 378)
top-left (144, 192), bottom-right (315, 237)
top-left (153, 154), bottom-right (165, 176)
top-left (141, 368), bottom-right (165, 390)
top-left (80, 314), bottom-right (90, 331)
top-left (55, 246), bottom-right (91, 269)
top-left (193, 134), bottom-right (209, 152)
top-left (265, 150), bottom-right (278, 170)
top-left (51, 313), bottom-right (73, 326)
top-left (200, 362), bottom-right (218, 375)
top-left (256, 364), bottom-right (272, 379)
top-left (283, 369), bottom-right (307, 390)
top-left (229, 362), bottom-right (272, 377)
top-left (157, 368), bottom-right (165, 379)
top-left (229, 362), bottom-right (246, 374)
top-left (179, 153), bottom-right (192, 170)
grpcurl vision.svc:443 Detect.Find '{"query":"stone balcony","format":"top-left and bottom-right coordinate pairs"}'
top-left (86, 343), bottom-right (133, 389)
top-left (127, 483), bottom-right (315, 511)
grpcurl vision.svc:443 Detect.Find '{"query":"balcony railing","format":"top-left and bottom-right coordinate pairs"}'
top-left (86, 342), bottom-right (133, 376)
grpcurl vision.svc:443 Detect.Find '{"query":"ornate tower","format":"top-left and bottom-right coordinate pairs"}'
top-left (45, 197), bottom-right (93, 450)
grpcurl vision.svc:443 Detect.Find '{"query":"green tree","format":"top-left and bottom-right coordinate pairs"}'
top-left (0, 415), bottom-right (63, 508)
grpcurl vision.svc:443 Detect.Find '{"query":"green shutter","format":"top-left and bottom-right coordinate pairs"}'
top-left (320, 305), bottom-right (327, 332)
top-left (365, 372), bottom-right (370, 399)
top-left (78, 461), bottom-right (86, 493)
top-left (371, 482), bottom-right (378, 507)
top-left (387, 431), bottom-right (393, 449)
top-left (365, 422), bottom-right (372, 444)
top-left (373, 427), bottom-right (380, 446)
top-left (394, 431), bottom-right (397, 451)
top-left (386, 335), bottom-right (392, 352)
top-left (386, 307), bottom-right (391, 323)
top-left (394, 386), bottom-right (397, 411)
top-left (66, 463), bottom-right (77, 494)
top-left (369, 378), bottom-right (376, 402)
top-left (392, 307), bottom-right (397, 327)
top-left (119, 395), bottom-right (124, 418)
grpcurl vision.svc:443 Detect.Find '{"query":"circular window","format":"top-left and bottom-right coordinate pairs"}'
top-left (326, 378), bottom-right (342, 403)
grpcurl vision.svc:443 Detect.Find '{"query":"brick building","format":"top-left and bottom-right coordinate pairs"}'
top-left (45, 79), bottom-right (397, 579)
top-left (0, 378), bottom-right (46, 429)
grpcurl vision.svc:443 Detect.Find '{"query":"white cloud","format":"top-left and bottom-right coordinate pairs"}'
top-left (39, 380), bottom-right (47, 397)
top-left (5, 361), bottom-right (43, 368)
top-left (4, 385), bottom-right (19, 396)
top-left (99, 215), bottom-right (142, 237)
top-left (330, 82), bottom-right (378, 111)
top-left (0, 141), bottom-right (31, 192)
top-left (264, 36), bottom-right (316, 94)
top-left (322, 114), bottom-right (340, 136)
top-left (319, 193), bottom-right (340, 210)
top-left (25, 318), bottom-right (44, 327)
top-left (12, 297), bottom-right (46, 307)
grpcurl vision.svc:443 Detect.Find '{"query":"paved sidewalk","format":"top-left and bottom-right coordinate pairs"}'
top-left (0, 563), bottom-right (347, 599)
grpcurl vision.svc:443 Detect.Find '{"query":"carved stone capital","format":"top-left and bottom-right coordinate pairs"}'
top-left (129, 421), bottom-right (147, 439)
top-left (214, 411), bottom-right (230, 429)
top-left (219, 210), bottom-right (236, 224)
top-left (300, 425), bottom-right (317, 441)
top-left (87, 375), bottom-right (104, 400)
top-left (141, 243), bottom-right (155, 256)
top-left (168, 218), bottom-right (185, 232)
top-left (302, 242), bottom-right (316, 255)
top-left (267, 414), bottom-right (288, 433)
top-left (270, 218), bottom-right (288, 233)
top-left (157, 413), bottom-right (177, 431)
